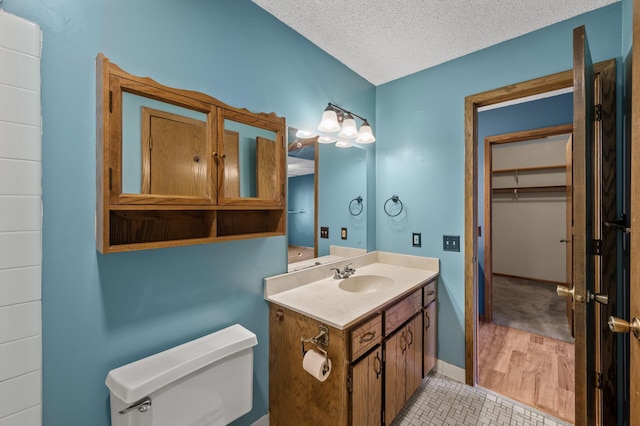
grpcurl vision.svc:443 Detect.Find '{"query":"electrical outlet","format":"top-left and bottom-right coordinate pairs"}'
top-left (412, 232), bottom-right (421, 247)
top-left (341, 227), bottom-right (347, 240)
top-left (320, 227), bottom-right (329, 239)
top-left (443, 235), bottom-right (460, 252)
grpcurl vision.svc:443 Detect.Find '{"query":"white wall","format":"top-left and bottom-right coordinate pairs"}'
top-left (492, 134), bottom-right (570, 283)
top-left (0, 10), bottom-right (42, 426)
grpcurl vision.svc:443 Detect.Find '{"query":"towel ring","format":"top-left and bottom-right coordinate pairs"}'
top-left (384, 195), bottom-right (403, 217)
top-left (349, 196), bottom-right (364, 216)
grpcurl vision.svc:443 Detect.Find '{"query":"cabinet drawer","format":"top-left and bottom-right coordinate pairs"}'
top-left (351, 314), bottom-right (382, 360)
top-left (384, 289), bottom-right (422, 335)
top-left (423, 280), bottom-right (437, 306)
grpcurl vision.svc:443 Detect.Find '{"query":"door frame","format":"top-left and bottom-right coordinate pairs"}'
top-left (483, 124), bottom-right (574, 323)
top-left (464, 58), bottom-right (616, 398)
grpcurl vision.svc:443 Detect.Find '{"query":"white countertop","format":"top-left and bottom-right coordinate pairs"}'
top-left (265, 251), bottom-right (439, 330)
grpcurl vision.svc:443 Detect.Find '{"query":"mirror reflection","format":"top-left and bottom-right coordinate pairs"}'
top-left (122, 92), bottom-right (209, 196)
top-left (287, 127), bottom-right (367, 270)
top-left (223, 119), bottom-right (277, 199)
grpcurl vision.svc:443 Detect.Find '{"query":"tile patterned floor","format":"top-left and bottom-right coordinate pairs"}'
top-left (390, 374), bottom-right (574, 426)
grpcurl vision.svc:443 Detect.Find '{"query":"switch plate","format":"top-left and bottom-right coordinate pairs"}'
top-left (412, 232), bottom-right (421, 247)
top-left (320, 227), bottom-right (329, 239)
top-left (341, 227), bottom-right (347, 240)
top-left (443, 235), bottom-right (460, 252)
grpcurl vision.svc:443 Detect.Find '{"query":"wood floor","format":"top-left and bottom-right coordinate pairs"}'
top-left (478, 321), bottom-right (575, 423)
top-left (287, 245), bottom-right (314, 264)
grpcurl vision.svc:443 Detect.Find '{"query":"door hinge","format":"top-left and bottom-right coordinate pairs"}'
top-left (347, 374), bottom-right (352, 393)
top-left (149, 137), bottom-right (153, 150)
top-left (592, 239), bottom-right (603, 256)
top-left (109, 90), bottom-right (113, 113)
top-left (595, 371), bottom-right (602, 389)
top-left (595, 104), bottom-right (602, 122)
top-left (109, 167), bottom-right (113, 191)
top-left (382, 348), bottom-right (386, 362)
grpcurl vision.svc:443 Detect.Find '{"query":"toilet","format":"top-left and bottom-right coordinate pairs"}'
top-left (106, 324), bottom-right (258, 426)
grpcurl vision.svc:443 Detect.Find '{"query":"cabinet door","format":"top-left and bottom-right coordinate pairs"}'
top-left (384, 329), bottom-right (407, 425)
top-left (406, 315), bottom-right (423, 398)
top-left (351, 348), bottom-right (382, 426)
top-left (424, 301), bottom-right (437, 376)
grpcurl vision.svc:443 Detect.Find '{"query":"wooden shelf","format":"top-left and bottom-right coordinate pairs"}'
top-left (492, 185), bottom-right (566, 194)
top-left (492, 164), bottom-right (566, 174)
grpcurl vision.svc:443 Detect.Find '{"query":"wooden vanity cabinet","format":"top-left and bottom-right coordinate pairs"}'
top-left (96, 54), bottom-right (286, 253)
top-left (383, 291), bottom-right (423, 425)
top-left (269, 279), bottom-right (438, 426)
top-left (351, 347), bottom-right (382, 426)
top-left (423, 280), bottom-right (438, 376)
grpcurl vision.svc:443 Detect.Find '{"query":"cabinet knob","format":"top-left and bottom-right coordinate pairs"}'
top-left (359, 331), bottom-right (376, 343)
top-left (400, 332), bottom-right (407, 353)
top-left (406, 327), bottom-right (414, 347)
top-left (374, 351), bottom-right (382, 378)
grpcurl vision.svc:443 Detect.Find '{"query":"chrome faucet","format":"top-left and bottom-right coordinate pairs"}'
top-left (330, 263), bottom-right (356, 279)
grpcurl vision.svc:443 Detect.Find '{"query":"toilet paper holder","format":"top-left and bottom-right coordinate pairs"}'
top-left (301, 324), bottom-right (329, 362)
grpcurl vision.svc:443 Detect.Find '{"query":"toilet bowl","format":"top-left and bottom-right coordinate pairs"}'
top-left (106, 324), bottom-right (258, 426)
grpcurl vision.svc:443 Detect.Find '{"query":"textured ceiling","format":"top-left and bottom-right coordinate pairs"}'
top-left (253, 0), bottom-right (618, 86)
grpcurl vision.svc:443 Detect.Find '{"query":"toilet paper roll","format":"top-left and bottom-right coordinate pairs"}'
top-left (302, 349), bottom-right (332, 382)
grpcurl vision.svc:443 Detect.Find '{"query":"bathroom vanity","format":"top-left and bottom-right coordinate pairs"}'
top-left (265, 252), bottom-right (439, 426)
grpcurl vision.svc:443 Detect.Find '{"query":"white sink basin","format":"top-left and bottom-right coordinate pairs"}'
top-left (338, 275), bottom-right (394, 293)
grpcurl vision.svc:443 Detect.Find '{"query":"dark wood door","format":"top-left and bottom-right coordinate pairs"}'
top-left (572, 24), bottom-right (596, 426)
top-left (565, 137), bottom-right (575, 335)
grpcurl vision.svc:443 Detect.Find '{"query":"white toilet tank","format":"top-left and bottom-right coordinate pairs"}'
top-left (106, 324), bottom-right (258, 426)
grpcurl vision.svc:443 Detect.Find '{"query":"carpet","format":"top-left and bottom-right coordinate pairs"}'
top-left (491, 275), bottom-right (574, 343)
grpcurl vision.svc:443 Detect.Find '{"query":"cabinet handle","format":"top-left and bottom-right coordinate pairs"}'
top-left (427, 290), bottom-right (436, 297)
top-left (400, 332), bottom-right (407, 353)
top-left (425, 312), bottom-right (431, 330)
top-left (359, 331), bottom-right (376, 344)
top-left (407, 327), bottom-right (413, 347)
top-left (374, 351), bottom-right (382, 379)
top-left (212, 152), bottom-right (219, 159)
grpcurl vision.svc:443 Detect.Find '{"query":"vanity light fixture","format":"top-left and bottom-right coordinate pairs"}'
top-left (317, 103), bottom-right (375, 144)
top-left (295, 129), bottom-right (318, 139)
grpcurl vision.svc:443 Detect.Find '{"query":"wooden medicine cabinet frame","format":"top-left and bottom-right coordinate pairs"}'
top-left (96, 54), bottom-right (287, 253)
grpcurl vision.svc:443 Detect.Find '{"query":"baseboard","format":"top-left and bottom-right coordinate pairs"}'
top-left (493, 272), bottom-right (564, 286)
top-left (252, 414), bottom-right (269, 426)
top-left (435, 359), bottom-right (466, 383)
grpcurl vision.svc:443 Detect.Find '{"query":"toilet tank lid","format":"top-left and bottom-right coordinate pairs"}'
top-left (106, 324), bottom-right (257, 404)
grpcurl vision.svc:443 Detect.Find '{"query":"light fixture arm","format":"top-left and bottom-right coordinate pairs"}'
top-left (327, 103), bottom-right (369, 123)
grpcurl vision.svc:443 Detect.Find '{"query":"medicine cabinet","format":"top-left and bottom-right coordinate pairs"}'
top-left (96, 54), bottom-right (286, 253)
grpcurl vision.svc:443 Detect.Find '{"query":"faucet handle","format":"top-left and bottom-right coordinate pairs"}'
top-left (330, 267), bottom-right (341, 279)
top-left (344, 263), bottom-right (355, 273)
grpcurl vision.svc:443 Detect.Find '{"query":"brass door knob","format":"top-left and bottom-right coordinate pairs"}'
top-left (608, 316), bottom-right (640, 339)
top-left (556, 285), bottom-right (584, 303)
top-left (556, 285), bottom-right (574, 298)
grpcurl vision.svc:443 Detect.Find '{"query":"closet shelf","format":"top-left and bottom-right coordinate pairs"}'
top-left (492, 164), bottom-right (566, 174)
top-left (492, 185), bottom-right (566, 194)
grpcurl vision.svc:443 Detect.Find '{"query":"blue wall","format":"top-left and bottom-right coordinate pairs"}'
top-left (375, 4), bottom-right (622, 368)
top-left (318, 144), bottom-right (368, 255)
top-left (287, 174), bottom-right (315, 247)
top-left (477, 93), bottom-right (574, 315)
top-left (1, 1), bottom-right (374, 425)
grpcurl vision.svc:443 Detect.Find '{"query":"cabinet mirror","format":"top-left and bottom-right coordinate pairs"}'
top-left (121, 92), bottom-right (211, 198)
top-left (287, 127), bottom-right (368, 269)
top-left (221, 118), bottom-right (278, 201)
